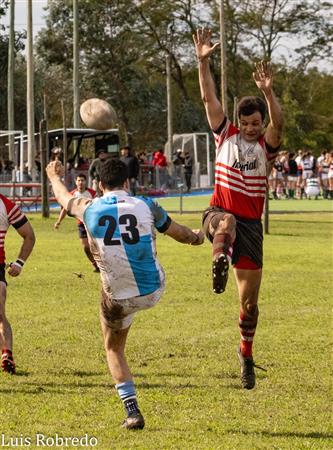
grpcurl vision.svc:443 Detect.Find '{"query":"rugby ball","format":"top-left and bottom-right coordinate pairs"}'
top-left (80, 98), bottom-right (117, 130)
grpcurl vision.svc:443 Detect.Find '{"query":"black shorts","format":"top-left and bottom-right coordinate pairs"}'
top-left (202, 206), bottom-right (263, 268)
top-left (0, 263), bottom-right (7, 285)
top-left (77, 223), bottom-right (88, 239)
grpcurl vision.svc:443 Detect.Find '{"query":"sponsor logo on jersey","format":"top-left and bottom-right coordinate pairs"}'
top-left (232, 159), bottom-right (257, 171)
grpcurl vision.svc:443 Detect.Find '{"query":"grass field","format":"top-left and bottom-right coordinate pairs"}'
top-left (157, 195), bottom-right (333, 214)
top-left (1, 206), bottom-right (332, 449)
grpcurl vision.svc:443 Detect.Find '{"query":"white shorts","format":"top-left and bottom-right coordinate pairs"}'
top-left (288, 175), bottom-right (297, 182)
top-left (101, 283), bottom-right (165, 330)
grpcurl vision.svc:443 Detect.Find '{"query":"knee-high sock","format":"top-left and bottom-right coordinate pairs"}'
top-left (239, 306), bottom-right (259, 357)
top-left (212, 233), bottom-right (233, 262)
top-left (116, 380), bottom-right (140, 416)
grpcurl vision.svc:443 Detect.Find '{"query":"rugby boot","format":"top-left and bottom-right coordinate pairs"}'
top-left (122, 412), bottom-right (145, 430)
top-left (212, 253), bottom-right (229, 294)
top-left (237, 347), bottom-right (266, 390)
top-left (1, 351), bottom-right (16, 374)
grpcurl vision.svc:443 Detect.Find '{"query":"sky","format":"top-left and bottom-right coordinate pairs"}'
top-left (2, 0), bottom-right (48, 38)
top-left (2, 0), bottom-right (332, 72)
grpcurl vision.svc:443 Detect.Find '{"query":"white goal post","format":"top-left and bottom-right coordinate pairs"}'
top-left (171, 132), bottom-right (212, 188)
top-left (0, 130), bottom-right (25, 181)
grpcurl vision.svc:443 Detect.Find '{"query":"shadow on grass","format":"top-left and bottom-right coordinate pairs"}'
top-left (72, 370), bottom-right (103, 377)
top-left (213, 372), bottom-right (239, 380)
top-left (270, 233), bottom-right (301, 237)
top-left (227, 429), bottom-right (333, 440)
top-left (138, 381), bottom-right (198, 389)
top-left (0, 378), bottom-right (197, 395)
top-left (272, 219), bottom-right (333, 225)
top-left (0, 378), bottom-right (111, 395)
top-left (14, 370), bottom-right (30, 377)
top-left (153, 371), bottom-right (194, 378)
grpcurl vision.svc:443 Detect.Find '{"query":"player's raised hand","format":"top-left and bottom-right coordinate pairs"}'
top-left (253, 60), bottom-right (273, 93)
top-left (193, 27), bottom-right (220, 62)
top-left (46, 160), bottom-right (65, 179)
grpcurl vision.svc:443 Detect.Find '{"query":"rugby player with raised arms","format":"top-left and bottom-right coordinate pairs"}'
top-left (193, 27), bottom-right (283, 389)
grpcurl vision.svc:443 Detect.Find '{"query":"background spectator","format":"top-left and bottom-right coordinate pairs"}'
top-left (120, 146), bottom-right (140, 196)
top-left (152, 149), bottom-right (168, 189)
top-left (183, 151), bottom-right (193, 193)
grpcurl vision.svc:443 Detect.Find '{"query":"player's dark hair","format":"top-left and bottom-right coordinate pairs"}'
top-left (100, 158), bottom-right (128, 189)
top-left (76, 173), bottom-right (86, 180)
top-left (238, 96), bottom-right (267, 121)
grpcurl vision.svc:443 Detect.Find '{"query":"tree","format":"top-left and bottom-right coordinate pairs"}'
top-left (12, 0), bottom-right (333, 153)
top-left (0, 0), bottom-right (25, 137)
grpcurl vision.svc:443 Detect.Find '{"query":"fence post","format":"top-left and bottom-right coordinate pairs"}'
top-left (179, 184), bottom-right (183, 215)
top-left (40, 119), bottom-right (49, 218)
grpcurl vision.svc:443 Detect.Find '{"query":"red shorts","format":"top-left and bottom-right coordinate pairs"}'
top-left (234, 255), bottom-right (260, 270)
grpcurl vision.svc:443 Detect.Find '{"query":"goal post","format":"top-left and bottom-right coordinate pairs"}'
top-left (171, 132), bottom-right (212, 188)
top-left (0, 130), bottom-right (25, 182)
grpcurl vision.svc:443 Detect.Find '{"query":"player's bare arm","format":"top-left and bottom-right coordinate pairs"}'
top-left (54, 207), bottom-right (67, 229)
top-left (164, 220), bottom-right (204, 245)
top-left (253, 61), bottom-right (283, 148)
top-left (46, 161), bottom-right (89, 221)
top-left (8, 221), bottom-right (35, 277)
top-left (193, 27), bottom-right (225, 130)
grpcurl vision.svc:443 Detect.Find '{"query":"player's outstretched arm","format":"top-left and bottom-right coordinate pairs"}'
top-left (47, 161), bottom-right (90, 220)
top-left (54, 207), bottom-right (67, 229)
top-left (164, 220), bottom-right (204, 245)
top-left (8, 221), bottom-right (35, 277)
top-left (193, 27), bottom-right (225, 130)
top-left (253, 61), bottom-right (283, 149)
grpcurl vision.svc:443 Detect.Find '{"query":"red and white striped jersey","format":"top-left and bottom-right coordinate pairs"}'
top-left (211, 119), bottom-right (277, 219)
top-left (0, 194), bottom-right (28, 263)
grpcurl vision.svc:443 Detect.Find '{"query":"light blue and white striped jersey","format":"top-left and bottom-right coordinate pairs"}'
top-left (82, 190), bottom-right (170, 299)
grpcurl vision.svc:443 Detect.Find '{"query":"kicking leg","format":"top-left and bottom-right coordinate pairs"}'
top-left (204, 211), bottom-right (236, 294)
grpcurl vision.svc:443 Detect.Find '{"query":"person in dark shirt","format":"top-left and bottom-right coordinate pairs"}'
top-left (120, 146), bottom-right (140, 195)
top-left (287, 152), bottom-right (298, 199)
top-left (88, 150), bottom-right (109, 195)
top-left (183, 151), bottom-right (193, 193)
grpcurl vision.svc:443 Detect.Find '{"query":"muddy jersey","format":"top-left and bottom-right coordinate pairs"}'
top-left (211, 118), bottom-right (278, 219)
top-left (0, 194), bottom-right (27, 263)
top-left (72, 191), bottom-right (170, 300)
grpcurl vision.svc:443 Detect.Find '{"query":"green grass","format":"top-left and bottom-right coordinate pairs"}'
top-left (156, 194), bottom-right (333, 213)
top-left (1, 210), bottom-right (332, 449)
